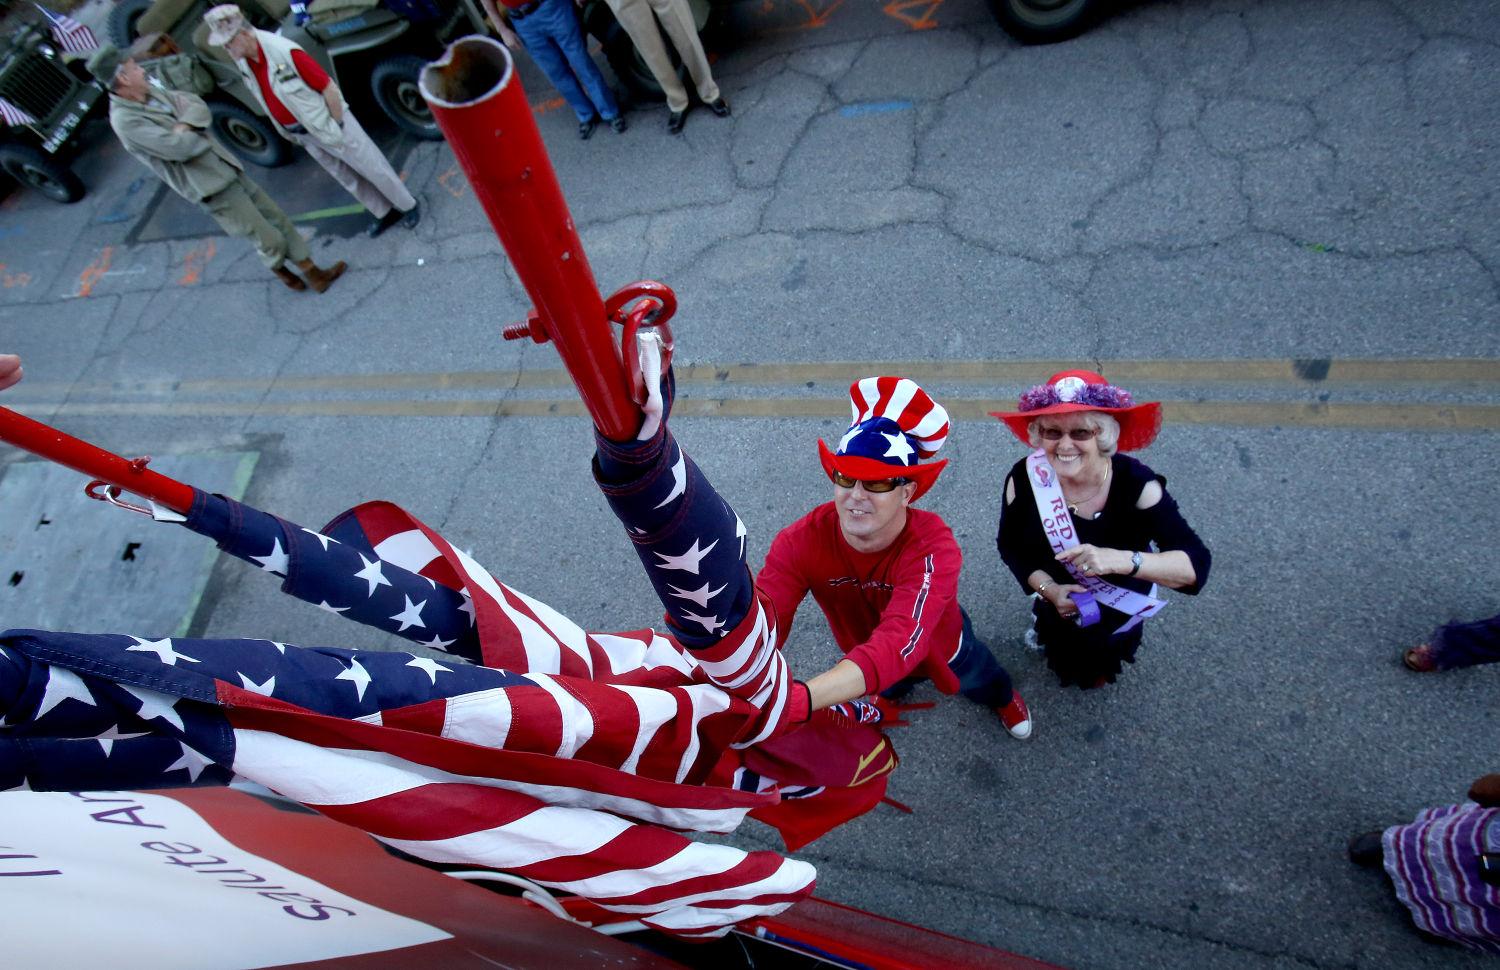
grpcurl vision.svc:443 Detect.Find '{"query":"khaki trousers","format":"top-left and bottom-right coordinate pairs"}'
top-left (200, 173), bottom-right (309, 270)
top-left (605, 0), bottom-right (718, 114)
top-left (291, 112), bottom-right (416, 220)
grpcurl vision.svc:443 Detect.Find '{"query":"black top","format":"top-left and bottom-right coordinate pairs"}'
top-left (997, 453), bottom-right (1211, 600)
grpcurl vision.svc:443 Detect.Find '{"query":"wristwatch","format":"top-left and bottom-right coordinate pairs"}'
top-left (1128, 551), bottom-right (1143, 576)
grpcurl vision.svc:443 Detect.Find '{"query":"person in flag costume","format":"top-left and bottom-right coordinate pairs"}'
top-left (993, 369), bottom-right (1212, 689)
top-left (756, 377), bottom-right (1035, 741)
top-left (0, 340), bottom-right (900, 938)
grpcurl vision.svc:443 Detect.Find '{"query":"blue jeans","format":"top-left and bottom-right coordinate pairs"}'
top-left (512, 0), bottom-right (620, 124)
top-left (882, 609), bottom-right (1014, 708)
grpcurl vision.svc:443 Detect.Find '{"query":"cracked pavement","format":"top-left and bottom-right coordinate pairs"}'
top-left (1, 0), bottom-right (1498, 967)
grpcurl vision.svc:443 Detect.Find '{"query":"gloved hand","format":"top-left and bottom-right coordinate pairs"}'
top-left (760, 680), bottom-right (811, 740)
top-left (819, 697), bottom-right (883, 728)
top-left (871, 694), bottom-right (934, 728)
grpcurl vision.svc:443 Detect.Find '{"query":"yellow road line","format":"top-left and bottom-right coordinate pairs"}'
top-left (14, 357), bottom-right (1498, 398)
top-left (10, 398), bottom-right (1499, 429)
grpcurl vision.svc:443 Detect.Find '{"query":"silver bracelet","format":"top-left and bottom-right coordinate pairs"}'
top-left (1035, 579), bottom-right (1053, 595)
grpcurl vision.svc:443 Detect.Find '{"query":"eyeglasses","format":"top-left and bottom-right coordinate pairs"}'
top-left (831, 471), bottom-right (909, 493)
top-left (1038, 427), bottom-right (1098, 442)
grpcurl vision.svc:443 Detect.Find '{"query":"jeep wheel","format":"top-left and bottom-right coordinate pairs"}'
top-left (209, 101), bottom-right (295, 168)
top-left (0, 143), bottom-right (85, 203)
top-left (370, 55), bottom-right (441, 141)
top-left (986, 0), bottom-right (1100, 44)
top-left (108, 0), bottom-right (154, 45)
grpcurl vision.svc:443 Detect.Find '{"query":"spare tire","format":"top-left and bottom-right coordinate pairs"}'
top-left (208, 100), bottom-right (295, 168)
top-left (108, 0), bottom-right (155, 46)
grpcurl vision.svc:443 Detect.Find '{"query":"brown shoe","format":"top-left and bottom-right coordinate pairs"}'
top-left (272, 264), bottom-right (307, 291)
top-left (296, 259), bottom-right (347, 294)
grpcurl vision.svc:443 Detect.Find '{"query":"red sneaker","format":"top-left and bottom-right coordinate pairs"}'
top-left (996, 693), bottom-right (1033, 740)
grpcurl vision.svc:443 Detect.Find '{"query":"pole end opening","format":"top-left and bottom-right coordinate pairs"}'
top-left (420, 35), bottom-right (514, 108)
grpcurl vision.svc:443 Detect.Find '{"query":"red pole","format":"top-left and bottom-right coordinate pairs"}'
top-left (0, 406), bottom-right (195, 513)
top-left (420, 37), bottom-right (640, 441)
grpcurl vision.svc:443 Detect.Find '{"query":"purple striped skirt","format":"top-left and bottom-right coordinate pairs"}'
top-left (1382, 802), bottom-right (1500, 953)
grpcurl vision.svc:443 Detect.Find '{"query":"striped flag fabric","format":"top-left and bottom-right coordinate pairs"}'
top-left (34, 4), bottom-right (99, 54)
top-left (0, 98), bottom-right (38, 127)
top-left (0, 611), bottom-right (816, 936)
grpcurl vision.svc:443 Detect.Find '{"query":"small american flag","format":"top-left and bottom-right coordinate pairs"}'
top-left (34, 4), bottom-right (99, 54)
top-left (0, 98), bottom-right (38, 127)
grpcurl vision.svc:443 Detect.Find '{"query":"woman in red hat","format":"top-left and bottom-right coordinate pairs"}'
top-left (992, 370), bottom-right (1211, 688)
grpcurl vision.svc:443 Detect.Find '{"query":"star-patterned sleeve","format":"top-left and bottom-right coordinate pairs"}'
top-left (755, 518), bottom-right (814, 650)
top-left (842, 535), bottom-right (962, 695)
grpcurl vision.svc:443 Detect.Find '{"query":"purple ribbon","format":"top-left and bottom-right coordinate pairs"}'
top-left (1070, 591), bottom-right (1101, 628)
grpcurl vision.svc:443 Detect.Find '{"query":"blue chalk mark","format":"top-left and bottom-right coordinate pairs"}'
top-left (840, 100), bottom-right (913, 118)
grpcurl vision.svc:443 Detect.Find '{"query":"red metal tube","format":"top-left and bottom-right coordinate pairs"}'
top-left (0, 406), bottom-right (195, 513)
top-left (420, 37), bottom-right (639, 441)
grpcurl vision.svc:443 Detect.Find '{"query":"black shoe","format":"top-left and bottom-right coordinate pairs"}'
top-left (708, 97), bottom-right (730, 117)
top-left (579, 117), bottom-right (598, 140)
top-left (366, 207), bottom-right (405, 238)
top-left (399, 201), bottom-right (420, 230)
top-left (609, 115), bottom-right (627, 133)
top-left (1347, 831), bottom-right (1384, 868)
top-left (667, 110), bottom-right (686, 134)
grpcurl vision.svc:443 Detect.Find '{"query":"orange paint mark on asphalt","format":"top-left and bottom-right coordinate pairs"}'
top-left (756, 0), bottom-right (843, 28)
top-left (883, 0), bottom-right (941, 29)
top-left (437, 165), bottom-right (468, 198)
top-left (179, 238), bottom-right (216, 286)
top-left (0, 263), bottom-right (32, 288)
top-left (531, 97), bottom-right (567, 116)
top-left (793, 0), bottom-right (845, 28)
top-left (76, 246), bottom-right (114, 297)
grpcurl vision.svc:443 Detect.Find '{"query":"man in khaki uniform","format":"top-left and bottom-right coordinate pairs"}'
top-left (204, 5), bottom-right (419, 238)
top-left (606, 0), bottom-right (728, 133)
top-left (86, 45), bottom-right (346, 293)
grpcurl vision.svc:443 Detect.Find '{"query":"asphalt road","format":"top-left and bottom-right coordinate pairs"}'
top-left (2, 1), bottom-right (1498, 968)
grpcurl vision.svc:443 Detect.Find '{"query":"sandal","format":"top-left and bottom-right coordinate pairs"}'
top-left (1402, 643), bottom-right (1438, 672)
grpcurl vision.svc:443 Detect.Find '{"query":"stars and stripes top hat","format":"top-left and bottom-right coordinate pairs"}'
top-left (817, 376), bottom-right (950, 501)
top-left (989, 369), bottom-right (1163, 452)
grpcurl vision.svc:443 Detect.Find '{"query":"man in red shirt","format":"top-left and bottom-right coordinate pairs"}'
top-left (757, 377), bottom-right (1033, 739)
top-left (205, 5), bottom-right (419, 239)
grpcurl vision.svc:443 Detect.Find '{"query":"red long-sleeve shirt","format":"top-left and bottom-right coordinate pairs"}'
top-left (755, 504), bottom-right (964, 696)
top-left (247, 47), bottom-right (330, 127)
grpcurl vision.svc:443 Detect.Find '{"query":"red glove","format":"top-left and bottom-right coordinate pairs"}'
top-left (871, 694), bottom-right (934, 728)
top-left (763, 680), bottom-right (812, 739)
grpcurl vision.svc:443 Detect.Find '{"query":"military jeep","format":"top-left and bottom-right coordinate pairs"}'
top-left (0, 20), bottom-right (100, 203)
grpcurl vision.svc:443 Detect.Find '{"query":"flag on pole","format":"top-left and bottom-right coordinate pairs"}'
top-left (0, 98), bottom-right (38, 127)
top-left (34, 4), bottom-right (99, 54)
top-left (0, 617), bottom-right (816, 937)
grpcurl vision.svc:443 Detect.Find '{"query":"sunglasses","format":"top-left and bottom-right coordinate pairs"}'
top-left (831, 471), bottom-right (909, 493)
top-left (1039, 427), bottom-right (1098, 442)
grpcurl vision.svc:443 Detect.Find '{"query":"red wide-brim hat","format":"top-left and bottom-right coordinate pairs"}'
top-left (817, 438), bottom-right (947, 502)
top-left (989, 369), bottom-right (1163, 452)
